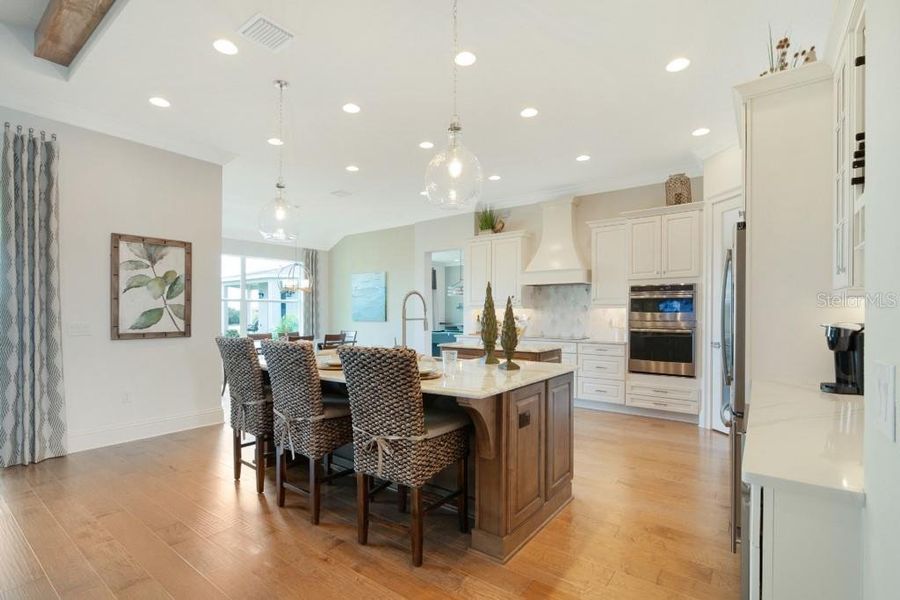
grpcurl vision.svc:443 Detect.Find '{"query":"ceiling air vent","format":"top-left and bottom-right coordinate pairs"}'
top-left (238, 13), bottom-right (294, 52)
top-left (330, 190), bottom-right (352, 198)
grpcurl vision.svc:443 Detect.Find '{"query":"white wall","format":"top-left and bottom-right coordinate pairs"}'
top-left (862, 1), bottom-right (900, 597)
top-left (328, 225), bottom-right (415, 348)
top-left (702, 146), bottom-right (742, 200)
top-left (1, 105), bottom-right (224, 453)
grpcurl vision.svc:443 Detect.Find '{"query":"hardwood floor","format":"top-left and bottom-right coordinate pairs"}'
top-left (0, 410), bottom-right (739, 599)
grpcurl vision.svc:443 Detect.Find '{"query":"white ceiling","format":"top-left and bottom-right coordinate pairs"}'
top-left (0, 0), bottom-right (832, 249)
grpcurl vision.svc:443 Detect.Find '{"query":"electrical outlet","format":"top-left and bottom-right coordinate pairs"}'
top-left (874, 361), bottom-right (896, 442)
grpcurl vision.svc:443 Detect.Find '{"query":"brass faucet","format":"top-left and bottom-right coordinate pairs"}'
top-left (401, 290), bottom-right (428, 347)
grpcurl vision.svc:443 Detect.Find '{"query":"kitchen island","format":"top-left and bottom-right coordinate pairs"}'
top-left (264, 357), bottom-right (575, 562)
top-left (437, 341), bottom-right (563, 363)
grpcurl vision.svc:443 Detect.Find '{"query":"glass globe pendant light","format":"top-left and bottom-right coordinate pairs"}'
top-left (258, 80), bottom-right (301, 242)
top-left (424, 0), bottom-right (482, 209)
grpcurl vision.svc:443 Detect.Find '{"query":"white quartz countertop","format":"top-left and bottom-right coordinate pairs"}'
top-left (439, 342), bottom-right (563, 352)
top-left (260, 357), bottom-right (575, 400)
top-left (742, 379), bottom-right (865, 502)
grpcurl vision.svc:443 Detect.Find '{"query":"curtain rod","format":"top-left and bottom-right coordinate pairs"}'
top-left (3, 122), bottom-right (57, 141)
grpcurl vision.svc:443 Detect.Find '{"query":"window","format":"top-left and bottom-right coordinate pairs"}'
top-left (221, 255), bottom-right (304, 337)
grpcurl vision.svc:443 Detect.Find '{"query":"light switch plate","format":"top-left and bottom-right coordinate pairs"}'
top-left (874, 361), bottom-right (896, 443)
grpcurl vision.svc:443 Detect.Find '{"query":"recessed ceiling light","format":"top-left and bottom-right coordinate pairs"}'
top-left (488, 175), bottom-right (501, 181)
top-left (419, 141), bottom-right (434, 149)
top-left (691, 127), bottom-right (711, 137)
top-left (419, 190), bottom-right (428, 196)
top-left (665, 57), bottom-right (691, 73)
top-left (342, 103), bottom-right (361, 114)
top-left (576, 155), bottom-right (591, 162)
top-left (520, 107), bottom-right (539, 118)
top-left (345, 165), bottom-right (359, 172)
top-left (267, 137), bottom-right (284, 146)
top-left (148, 97), bottom-right (170, 108)
top-left (454, 51), bottom-right (477, 66)
top-left (213, 39), bottom-right (238, 55)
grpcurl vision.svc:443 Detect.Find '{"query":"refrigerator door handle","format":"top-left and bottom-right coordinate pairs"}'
top-left (721, 249), bottom-right (734, 387)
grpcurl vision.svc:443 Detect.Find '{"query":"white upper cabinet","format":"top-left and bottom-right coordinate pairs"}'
top-left (626, 205), bottom-right (702, 280)
top-left (463, 231), bottom-right (530, 307)
top-left (588, 219), bottom-right (627, 306)
top-left (832, 6), bottom-right (866, 295)
top-left (464, 239), bottom-right (492, 306)
top-left (628, 217), bottom-right (661, 279)
top-left (661, 211), bottom-right (702, 278)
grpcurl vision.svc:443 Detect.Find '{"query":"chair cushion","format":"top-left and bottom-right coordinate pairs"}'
top-left (322, 395), bottom-right (350, 419)
top-left (423, 409), bottom-right (469, 439)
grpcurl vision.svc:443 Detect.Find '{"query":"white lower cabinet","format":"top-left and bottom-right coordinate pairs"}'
top-left (749, 484), bottom-right (862, 600)
top-left (625, 379), bottom-right (699, 415)
top-left (575, 342), bottom-right (626, 406)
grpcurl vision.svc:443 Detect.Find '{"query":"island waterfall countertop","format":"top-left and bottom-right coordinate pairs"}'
top-left (742, 379), bottom-right (864, 501)
top-left (258, 356), bottom-right (576, 562)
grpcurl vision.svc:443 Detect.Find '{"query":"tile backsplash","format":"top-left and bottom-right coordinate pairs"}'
top-left (518, 284), bottom-right (626, 339)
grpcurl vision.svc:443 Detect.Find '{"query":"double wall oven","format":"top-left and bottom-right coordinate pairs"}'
top-left (628, 283), bottom-right (697, 377)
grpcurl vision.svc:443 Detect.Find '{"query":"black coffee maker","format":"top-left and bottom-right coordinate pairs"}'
top-left (820, 323), bottom-right (864, 395)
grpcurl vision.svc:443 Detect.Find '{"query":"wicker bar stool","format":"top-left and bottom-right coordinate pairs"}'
top-left (215, 337), bottom-right (274, 494)
top-left (338, 346), bottom-right (470, 567)
top-left (261, 340), bottom-right (354, 524)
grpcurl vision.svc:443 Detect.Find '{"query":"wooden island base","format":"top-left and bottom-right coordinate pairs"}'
top-left (456, 373), bottom-right (574, 562)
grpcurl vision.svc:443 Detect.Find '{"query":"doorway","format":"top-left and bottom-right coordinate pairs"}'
top-left (708, 193), bottom-right (743, 434)
top-left (428, 249), bottom-right (464, 356)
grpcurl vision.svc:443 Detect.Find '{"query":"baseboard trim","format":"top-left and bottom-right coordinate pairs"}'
top-left (68, 406), bottom-right (225, 453)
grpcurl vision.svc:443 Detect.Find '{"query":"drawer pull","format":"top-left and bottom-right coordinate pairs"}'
top-left (652, 401), bottom-right (667, 407)
top-left (518, 411), bottom-right (531, 429)
top-left (651, 389), bottom-right (670, 394)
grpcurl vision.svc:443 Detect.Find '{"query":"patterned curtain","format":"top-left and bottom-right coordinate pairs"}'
top-left (0, 125), bottom-right (66, 467)
top-left (302, 248), bottom-right (320, 338)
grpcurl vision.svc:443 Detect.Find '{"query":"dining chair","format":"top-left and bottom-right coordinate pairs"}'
top-left (337, 346), bottom-right (470, 566)
top-left (340, 330), bottom-right (358, 346)
top-left (317, 333), bottom-right (344, 350)
top-left (287, 334), bottom-right (315, 342)
top-left (248, 332), bottom-right (273, 341)
top-left (215, 337), bottom-right (274, 494)
top-left (261, 340), bottom-right (354, 523)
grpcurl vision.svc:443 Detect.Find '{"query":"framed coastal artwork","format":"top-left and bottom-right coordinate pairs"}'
top-left (351, 272), bottom-right (386, 322)
top-left (110, 233), bottom-right (192, 340)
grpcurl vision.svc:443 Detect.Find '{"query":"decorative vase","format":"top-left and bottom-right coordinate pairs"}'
top-left (481, 282), bottom-right (499, 364)
top-left (499, 296), bottom-right (519, 370)
top-left (492, 218), bottom-right (505, 234)
top-left (665, 173), bottom-right (692, 205)
top-left (478, 228), bottom-right (493, 236)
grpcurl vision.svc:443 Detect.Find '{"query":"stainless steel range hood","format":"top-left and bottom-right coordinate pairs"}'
top-left (520, 197), bottom-right (591, 286)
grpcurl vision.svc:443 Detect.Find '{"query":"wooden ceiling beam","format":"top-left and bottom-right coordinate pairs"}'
top-left (34, 0), bottom-right (116, 67)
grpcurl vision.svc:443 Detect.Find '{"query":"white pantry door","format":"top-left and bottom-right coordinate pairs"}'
top-left (710, 195), bottom-right (743, 434)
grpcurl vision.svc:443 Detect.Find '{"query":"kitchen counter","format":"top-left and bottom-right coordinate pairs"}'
top-left (260, 356), bottom-right (575, 561)
top-left (742, 379), bottom-right (865, 502)
top-left (440, 341), bottom-right (563, 353)
top-left (438, 342), bottom-right (563, 364)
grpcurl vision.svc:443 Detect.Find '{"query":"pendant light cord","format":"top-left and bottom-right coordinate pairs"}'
top-left (277, 81), bottom-right (285, 187)
top-left (452, 0), bottom-right (459, 123)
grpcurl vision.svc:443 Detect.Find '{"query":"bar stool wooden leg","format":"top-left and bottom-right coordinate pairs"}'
top-left (357, 473), bottom-right (370, 544)
top-left (255, 436), bottom-right (266, 494)
top-left (232, 428), bottom-right (242, 480)
top-left (275, 446), bottom-right (286, 507)
top-left (398, 485), bottom-right (407, 513)
top-left (410, 487), bottom-right (424, 567)
top-left (309, 456), bottom-right (322, 525)
top-left (457, 455), bottom-right (469, 533)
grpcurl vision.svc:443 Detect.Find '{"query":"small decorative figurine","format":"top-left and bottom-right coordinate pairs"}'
top-left (500, 297), bottom-right (520, 371)
top-left (481, 282), bottom-right (499, 365)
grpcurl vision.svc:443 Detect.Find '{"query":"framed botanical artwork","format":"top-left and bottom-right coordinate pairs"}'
top-left (351, 272), bottom-right (386, 322)
top-left (110, 233), bottom-right (192, 340)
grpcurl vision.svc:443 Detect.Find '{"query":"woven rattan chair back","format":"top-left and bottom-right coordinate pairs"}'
top-left (261, 340), bottom-right (325, 421)
top-left (215, 336), bottom-right (271, 436)
top-left (338, 346), bottom-right (425, 439)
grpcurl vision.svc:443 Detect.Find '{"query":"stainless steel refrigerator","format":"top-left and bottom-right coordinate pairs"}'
top-left (720, 220), bottom-right (750, 597)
